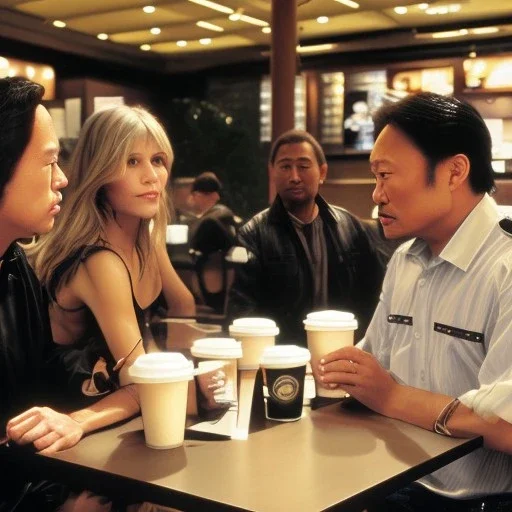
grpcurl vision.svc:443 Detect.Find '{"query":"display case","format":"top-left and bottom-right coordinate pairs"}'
top-left (259, 75), bottom-right (306, 142)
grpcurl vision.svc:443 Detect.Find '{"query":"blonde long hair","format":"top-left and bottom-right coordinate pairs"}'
top-left (30, 105), bottom-right (173, 291)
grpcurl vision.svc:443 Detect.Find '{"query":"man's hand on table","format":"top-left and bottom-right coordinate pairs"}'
top-left (318, 346), bottom-right (400, 416)
top-left (6, 407), bottom-right (84, 454)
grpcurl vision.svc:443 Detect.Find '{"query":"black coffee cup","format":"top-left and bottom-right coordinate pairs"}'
top-left (260, 345), bottom-right (311, 422)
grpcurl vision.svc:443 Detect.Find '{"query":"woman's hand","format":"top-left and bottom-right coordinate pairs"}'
top-left (196, 368), bottom-right (227, 410)
top-left (6, 407), bottom-right (84, 454)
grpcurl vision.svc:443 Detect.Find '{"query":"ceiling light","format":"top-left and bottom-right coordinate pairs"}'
top-left (199, 38), bottom-right (212, 45)
top-left (97, 33), bottom-right (109, 40)
top-left (196, 20), bottom-right (224, 32)
top-left (53, 20), bottom-right (66, 28)
top-left (431, 28), bottom-right (468, 38)
top-left (239, 14), bottom-right (268, 27)
top-left (426, 4), bottom-right (460, 15)
top-left (188, 0), bottom-right (234, 14)
top-left (229, 8), bottom-right (243, 21)
top-left (394, 6), bottom-right (408, 14)
top-left (262, 26), bottom-right (271, 34)
top-left (334, 0), bottom-right (360, 8)
top-left (317, 16), bottom-right (329, 24)
top-left (25, 66), bottom-right (35, 78)
top-left (469, 51), bottom-right (477, 58)
top-left (471, 26), bottom-right (499, 35)
top-left (143, 6), bottom-right (156, 14)
top-left (140, 44), bottom-right (152, 51)
top-left (297, 43), bottom-right (335, 54)
top-left (418, 3), bottom-right (429, 9)
top-left (0, 57), bottom-right (9, 69)
top-left (176, 40), bottom-right (187, 47)
top-left (150, 27), bottom-right (161, 35)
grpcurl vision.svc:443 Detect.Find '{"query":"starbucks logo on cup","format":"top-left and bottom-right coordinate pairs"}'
top-left (272, 375), bottom-right (299, 403)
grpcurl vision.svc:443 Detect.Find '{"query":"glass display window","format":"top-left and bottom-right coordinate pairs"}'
top-left (260, 75), bottom-right (306, 142)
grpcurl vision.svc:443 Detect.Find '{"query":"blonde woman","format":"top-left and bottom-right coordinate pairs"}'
top-left (26, 105), bottom-right (195, 411)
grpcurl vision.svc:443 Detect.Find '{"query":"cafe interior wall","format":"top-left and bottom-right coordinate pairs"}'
top-left (3, 34), bottom-right (512, 220)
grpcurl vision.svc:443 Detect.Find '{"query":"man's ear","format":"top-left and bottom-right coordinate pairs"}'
top-left (446, 154), bottom-right (470, 192)
top-left (319, 163), bottom-right (328, 184)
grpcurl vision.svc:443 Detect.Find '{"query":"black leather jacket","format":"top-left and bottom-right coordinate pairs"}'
top-left (228, 195), bottom-right (387, 345)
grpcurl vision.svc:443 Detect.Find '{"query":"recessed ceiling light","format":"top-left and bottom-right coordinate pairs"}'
top-left (297, 43), bottom-right (335, 54)
top-left (53, 20), bottom-right (66, 28)
top-left (469, 51), bottom-right (477, 58)
top-left (418, 3), bottom-right (429, 9)
top-left (25, 65), bottom-right (35, 79)
top-left (188, 0), bottom-right (234, 14)
top-left (199, 38), bottom-right (212, 45)
top-left (334, 0), bottom-right (360, 8)
top-left (431, 28), bottom-right (468, 38)
top-left (471, 26), bottom-right (499, 35)
top-left (150, 27), bottom-right (161, 35)
top-left (262, 26), bottom-right (271, 34)
top-left (239, 14), bottom-right (268, 27)
top-left (426, 4), bottom-right (460, 15)
top-left (317, 16), bottom-right (329, 24)
top-left (394, 6), bottom-right (408, 14)
top-left (177, 40), bottom-right (187, 47)
top-left (140, 44), bottom-right (152, 51)
top-left (143, 6), bottom-right (155, 14)
top-left (196, 20), bottom-right (224, 32)
top-left (229, 12), bottom-right (242, 21)
top-left (97, 33), bottom-right (109, 40)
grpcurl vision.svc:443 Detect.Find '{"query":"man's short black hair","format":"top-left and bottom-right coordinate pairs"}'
top-left (269, 129), bottom-right (327, 166)
top-left (192, 171), bottom-right (222, 193)
top-left (0, 77), bottom-right (45, 200)
top-left (373, 92), bottom-right (495, 194)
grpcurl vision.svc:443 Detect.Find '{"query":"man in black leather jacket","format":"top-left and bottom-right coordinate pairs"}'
top-left (228, 130), bottom-right (388, 345)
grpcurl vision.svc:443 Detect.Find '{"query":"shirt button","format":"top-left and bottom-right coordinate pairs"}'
top-left (418, 279), bottom-right (426, 287)
top-left (420, 370), bottom-right (425, 381)
top-left (414, 332), bottom-right (421, 339)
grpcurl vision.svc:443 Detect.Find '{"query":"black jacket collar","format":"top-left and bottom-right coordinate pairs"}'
top-left (268, 194), bottom-right (336, 226)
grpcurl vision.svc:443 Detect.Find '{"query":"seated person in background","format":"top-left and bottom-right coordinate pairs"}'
top-left (27, 105), bottom-right (196, 412)
top-left (228, 130), bottom-right (387, 345)
top-left (320, 92), bottom-right (512, 510)
top-left (183, 171), bottom-right (240, 248)
top-left (0, 77), bottom-right (134, 511)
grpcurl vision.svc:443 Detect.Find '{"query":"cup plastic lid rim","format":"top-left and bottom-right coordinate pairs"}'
top-left (129, 353), bottom-right (195, 382)
top-left (260, 345), bottom-right (311, 366)
top-left (191, 338), bottom-right (242, 358)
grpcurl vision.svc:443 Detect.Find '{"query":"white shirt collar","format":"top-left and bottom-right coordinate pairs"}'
top-left (407, 194), bottom-right (499, 272)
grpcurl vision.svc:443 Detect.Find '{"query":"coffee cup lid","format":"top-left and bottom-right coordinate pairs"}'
top-left (190, 337), bottom-right (242, 359)
top-left (129, 352), bottom-right (194, 384)
top-left (303, 310), bottom-right (358, 331)
top-left (260, 345), bottom-right (310, 368)
top-left (229, 317), bottom-right (279, 337)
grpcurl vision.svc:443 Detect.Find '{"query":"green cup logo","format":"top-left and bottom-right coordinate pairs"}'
top-left (272, 375), bottom-right (299, 403)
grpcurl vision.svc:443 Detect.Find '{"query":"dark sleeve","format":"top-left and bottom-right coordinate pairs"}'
top-left (348, 215), bottom-right (387, 340)
top-left (227, 224), bottom-right (265, 321)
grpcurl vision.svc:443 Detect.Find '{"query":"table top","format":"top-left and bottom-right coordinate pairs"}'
top-left (33, 402), bottom-right (482, 512)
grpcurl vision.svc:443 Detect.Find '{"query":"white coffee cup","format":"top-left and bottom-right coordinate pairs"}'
top-left (260, 345), bottom-right (311, 422)
top-left (229, 318), bottom-right (279, 370)
top-left (129, 352), bottom-right (194, 449)
top-left (303, 310), bottom-right (358, 398)
top-left (166, 224), bottom-right (189, 245)
top-left (191, 337), bottom-right (242, 403)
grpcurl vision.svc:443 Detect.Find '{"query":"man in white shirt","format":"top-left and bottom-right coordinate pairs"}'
top-left (319, 92), bottom-right (512, 510)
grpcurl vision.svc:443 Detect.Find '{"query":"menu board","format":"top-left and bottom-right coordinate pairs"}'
top-left (320, 72), bottom-right (345, 144)
top-left (464, 56), bottom-right (512, 90)
top-left (260, 75), bottom-right (306, 142)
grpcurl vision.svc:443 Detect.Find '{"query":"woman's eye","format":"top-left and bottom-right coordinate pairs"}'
top-left (128, 158), bottom-right (138, 166)
top-left (152, 156), bottom-right (165, 166)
